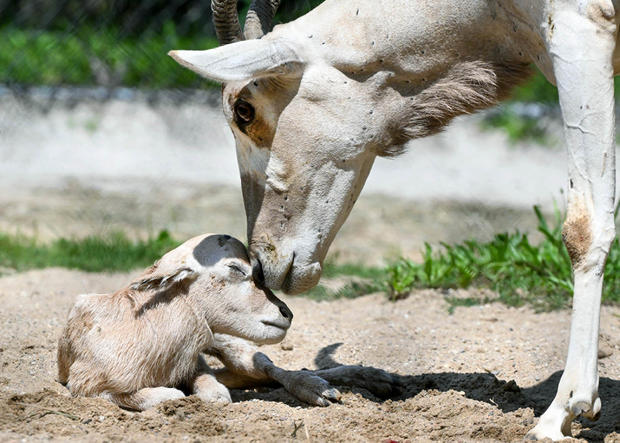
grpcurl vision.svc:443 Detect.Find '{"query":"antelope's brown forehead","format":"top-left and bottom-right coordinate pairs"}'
top-left (225, 86), bottom-right (275, 148)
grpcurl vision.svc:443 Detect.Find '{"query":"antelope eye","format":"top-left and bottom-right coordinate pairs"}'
top-left (234, 100), bottom-right (255, 124)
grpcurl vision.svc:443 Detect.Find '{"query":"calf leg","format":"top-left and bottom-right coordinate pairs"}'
top-left (208, 334), bottom-right (341, 406)
top-left (528, 3), bottom-right (617, 440)
top-left (190, 354), bottom-right (232, 404)
top-left (209, 334), bottom-right (397, 405)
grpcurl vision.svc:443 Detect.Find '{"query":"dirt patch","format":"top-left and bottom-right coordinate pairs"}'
top-left (0, 269), bottom-right (618, 441)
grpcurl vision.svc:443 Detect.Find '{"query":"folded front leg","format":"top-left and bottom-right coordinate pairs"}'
top-left (190, 354), bottom-right (232, 404)
top-left (254, 354), bottom-right (343, 406)
top-left (313, 365), bottom-right (398, 398)
top-left (208, 334), bottom-right (341, 406)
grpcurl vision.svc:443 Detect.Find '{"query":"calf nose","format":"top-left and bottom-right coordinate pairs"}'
top-left (279, 304), bottom-right (293, 321)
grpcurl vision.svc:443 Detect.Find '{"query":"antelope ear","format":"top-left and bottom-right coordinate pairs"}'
top-left (130, 264), bottom-right (199, 292)
top-left (168, 39), bottom-right (304, 82)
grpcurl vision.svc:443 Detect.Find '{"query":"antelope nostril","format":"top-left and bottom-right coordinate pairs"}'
top-left (252, 256), bottom-right (265, 288)
top-left (279, 304), bottom-right (293, 321)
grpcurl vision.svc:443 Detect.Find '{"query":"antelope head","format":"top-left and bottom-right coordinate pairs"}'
top-left (170, 0), bottom-right (524, 293)
top-left (170, 0), bottom-right (388, 295)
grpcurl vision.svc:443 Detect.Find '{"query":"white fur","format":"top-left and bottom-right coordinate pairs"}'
top-left (171, 0), bottom-right (618, 438)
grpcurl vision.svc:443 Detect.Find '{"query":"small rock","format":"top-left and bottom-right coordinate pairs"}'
top-left (598, 345), bottom-right (613, 359)
top-left (280, 343), bottom-right (293, 351)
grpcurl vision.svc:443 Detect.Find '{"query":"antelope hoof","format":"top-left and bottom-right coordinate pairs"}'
top-left (570, 396), bottom-right (601, 421)
top-left (526, 394), bottom-right (601, 441)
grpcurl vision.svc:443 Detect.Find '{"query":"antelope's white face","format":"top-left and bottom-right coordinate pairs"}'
top-left (170, 38), bottom-right (397, 294)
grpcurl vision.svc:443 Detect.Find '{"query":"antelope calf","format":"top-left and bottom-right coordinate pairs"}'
top-left (58, 233), bottom-right (393, 410)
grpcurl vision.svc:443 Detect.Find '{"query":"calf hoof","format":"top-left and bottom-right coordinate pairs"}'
top-left (285, 372), bottom-right (341, 406)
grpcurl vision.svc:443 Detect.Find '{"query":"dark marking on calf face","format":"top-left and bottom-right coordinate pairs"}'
top-left (562, 212), bottom-right (592, 268)
top-left (218, 235), bottom-right (231, 247)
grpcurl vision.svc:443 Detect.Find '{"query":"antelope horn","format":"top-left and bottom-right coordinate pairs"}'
top-left (244, 0), bottom-right (282, 40)
top-left (211, 0), bottom-right (243, 44)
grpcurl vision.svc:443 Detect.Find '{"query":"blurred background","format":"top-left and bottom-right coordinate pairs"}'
top-left (1, 0), bottom-right (619, 267)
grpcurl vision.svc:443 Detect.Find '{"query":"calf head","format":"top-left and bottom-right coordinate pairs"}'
top-left (133, 233), bottom-right (293, 344)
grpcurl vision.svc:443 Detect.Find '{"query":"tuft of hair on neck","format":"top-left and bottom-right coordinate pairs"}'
top-left (381, 60), bottom-right (532, 157)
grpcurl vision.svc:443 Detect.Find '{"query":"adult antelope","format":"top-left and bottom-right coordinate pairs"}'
top-left (170, 0), bottom-right (618, 439)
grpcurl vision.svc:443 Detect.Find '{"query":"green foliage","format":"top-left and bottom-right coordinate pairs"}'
top-left (385, 206), bottom-right (620, 310)
top-left (0, 230), bottom-right (180, 273)
top-left (2, 0), bottom-right (326, 35)
top-left (481, 108), bottom-right (547, 144)
top-left (510, 70), bottom-right (559, 104)
top-left (0, 24), bottom-right (218, 88)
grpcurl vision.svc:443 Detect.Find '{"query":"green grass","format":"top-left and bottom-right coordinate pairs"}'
top-left (0, 23), bottom-right (219, 89)
top-left (385, 206), bottom-right (620, 311)
top-left (1, 22), bottom-right (616, 106)
top-left (1, 205), bottom-right (619, 311)
top-left (0, 230), bottom-right (180, 273)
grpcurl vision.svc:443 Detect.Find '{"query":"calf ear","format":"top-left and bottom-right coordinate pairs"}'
top-left (130, 265), bottom-right (199, 292)
top-left (168, 39), bottom-right (304, 83)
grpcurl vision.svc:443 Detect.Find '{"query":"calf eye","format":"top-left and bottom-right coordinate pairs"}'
top-left (234, 100), bottom-right (255, 125)
top-left (227, 263), bottom-right (246, 276)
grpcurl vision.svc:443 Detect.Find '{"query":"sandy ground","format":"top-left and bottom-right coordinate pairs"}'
top-left (0, 269), bottom-right (618, 442)
top-left (0, 93), bottom-right (619, 441)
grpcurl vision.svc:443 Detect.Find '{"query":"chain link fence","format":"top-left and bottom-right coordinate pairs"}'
top-left (0, 0), bottom-right (323, 91)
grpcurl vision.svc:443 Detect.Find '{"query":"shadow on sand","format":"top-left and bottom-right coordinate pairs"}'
top-left (232, 342), bottom-right (619, 442)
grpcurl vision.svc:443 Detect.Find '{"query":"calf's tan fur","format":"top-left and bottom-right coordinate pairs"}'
top-left (57, 233), bottom-right (299, 410)
top-left (58, 233), bottom-right (394, 410)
